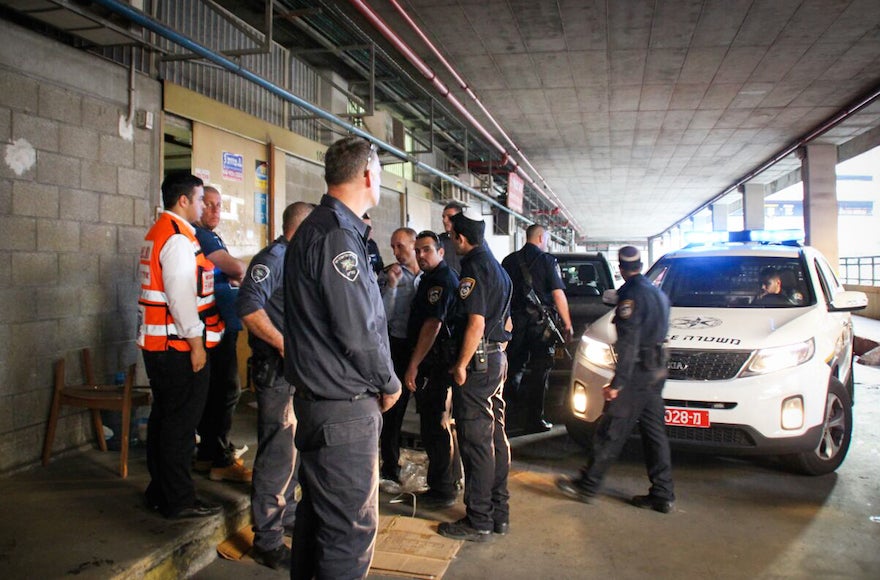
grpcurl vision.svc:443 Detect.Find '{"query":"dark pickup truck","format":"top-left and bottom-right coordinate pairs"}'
top-left (544, 253), bottom-right (617, 421)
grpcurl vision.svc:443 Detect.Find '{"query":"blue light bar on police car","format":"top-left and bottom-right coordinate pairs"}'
top-left (684, 229), bottom-right (805, 246)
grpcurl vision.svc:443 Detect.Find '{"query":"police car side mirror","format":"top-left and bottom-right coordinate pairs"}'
top-left (829, 290), bottom-right (868, 312)
top-left (602, 289), bottom-right (618, 306)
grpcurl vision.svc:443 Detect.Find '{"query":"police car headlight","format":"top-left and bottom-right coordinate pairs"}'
top-left (572, 382), bottom-right (588, 414)
top-left (577, 335), bottom-right (615, 369)
top-left (741, 338), bottom-right (815, 376)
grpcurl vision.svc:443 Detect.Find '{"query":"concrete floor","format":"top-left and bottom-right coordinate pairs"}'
top-left (3, 318), bottom-right (880, 579)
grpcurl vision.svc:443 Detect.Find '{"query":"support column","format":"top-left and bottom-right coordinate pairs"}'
top-left (741, 182), bottom-right (765, 230)
top-left (799, 144), bottom-right (839, 269)
top-left (711, 202), bottom-right (729, 231)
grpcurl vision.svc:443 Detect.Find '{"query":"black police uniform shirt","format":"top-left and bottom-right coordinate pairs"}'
top-left (501, 243), bottom-right (565, 315)
top-left (407, 260), bottom-right (459, 352)
top-left (194, 225), bottom-right (242, 331)
top-left (438, 232), bottom-right (462, 275)
top-left (456, 245), bottom-right (513, 343)
top-left (366, 237), bottom-right (384, 274)
top-left (610, 273), bottom-right (670, 391)
top-left (236, 235), bottom-right (287, 357)
top-left (283, 194), bottom-right (399, 400)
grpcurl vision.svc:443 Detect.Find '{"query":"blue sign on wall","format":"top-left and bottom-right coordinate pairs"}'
top-left (255, 192), bottom-right (267, 225)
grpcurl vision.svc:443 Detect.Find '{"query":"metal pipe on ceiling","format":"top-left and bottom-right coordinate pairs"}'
top-left (90, 0), bottom-right (534, 227)
top-left (382, 0), bottom-right (579, 232)
top-left (347, 0), bottom-right (582, 236)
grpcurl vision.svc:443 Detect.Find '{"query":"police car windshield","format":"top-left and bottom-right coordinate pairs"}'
top-left (647, 255), bottom-right (814, 308)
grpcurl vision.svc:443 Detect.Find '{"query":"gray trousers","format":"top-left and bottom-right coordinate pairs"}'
top-left (251, 368), bottom-right (298, 551)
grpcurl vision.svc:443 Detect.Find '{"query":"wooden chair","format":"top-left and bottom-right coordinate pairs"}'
top-left (42, 348), bottom-right (151, 478)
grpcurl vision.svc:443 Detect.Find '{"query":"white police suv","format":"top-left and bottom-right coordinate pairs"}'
top-left (566, 231), bottom-right (868, 475)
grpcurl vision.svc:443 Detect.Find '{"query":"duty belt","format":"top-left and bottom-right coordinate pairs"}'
top-left (294, 386), bottom-right (378, 402)
top-left (483, 341), bottom-right (505, 353)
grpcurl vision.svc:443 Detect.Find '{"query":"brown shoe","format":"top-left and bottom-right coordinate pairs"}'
top-left (209, 461), bottom-right (253, 483)
top-left (195, 456), bottom-right (242, 473)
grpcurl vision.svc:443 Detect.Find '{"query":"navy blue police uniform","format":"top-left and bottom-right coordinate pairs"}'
top-left (439, 232), bottom-right (462, 274)
top-left (501, 242), bottom-right (566, 431)
top-left (407, 258), bottom-right (460, 501)
top-left (283, 194), bottom-right (400, 580)
top-left (450, 242), bottom-right (513, 535)
top-left (577, 271), bottom-right (674, 503)
top-left (236, 236), bottom-right (298, 557)
top-left (366, 236), bottom-right (384, 274)
top-left (193, 226), bottom-right (240, 469)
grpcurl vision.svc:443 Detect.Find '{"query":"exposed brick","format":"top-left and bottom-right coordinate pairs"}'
top-left (0, 71), bottom-right (38, 113)
top-left (134, 198), bottom-right (157, 227)
top-left (81, 160), bottom-right (117, 194)
top-left (7, 319), bottom-right (57, 362)
top-left (0, 216), bottom-right (36, 250)
top-left (0, 106), bottom-right (10, 144)
top-left (99, 134), bottom-right (134, 168)
top-left (0, 288), bottom-right (36, 323)
top-left (0, 324), bottom-right (8, 363)
top-left (102, 308), bottom-right (139, 343)
top-left (82, 100), bottom-right (120, 135)
top-left (37, 218), bottom-right (80, 252)
top-left (100, 194), bottom-right (133, 225)
top-left (80, 223), bottom-right (116, 254)
top-left (12, 389), bottom-right (52, 430)
top-left (12, 181), bottom-right (58, 218)
top-left (56, 315), bottom-right (100, 352)
top-left (0, 389), bottom-right (11, 433)
top-left (100, 253), bottom-right (137, 285)
top-left (11, 112), bottom-right (59, 152)
top-left (59, 125), bottom-right (99, 160)
top-left (36, 285), bottom-right (81, 320)
top-left (59, 253), bottom-right (99, 286)
top-left (59, 188), bottom-right (99, 222)
top-left (39, 84), bottom-right (82, 125)
top-left (0, 252), bottom-right (9, 289)
top-left (79, 284), bottom-right (116, 315)
top-left (12, 252), bottom-right (58, 286)
top-left (119, 225), bottom-right (147, 255)
top-left (134, 139), bottom-right (154, 172)
top-left (36, 151), bottom-right (81, 188)
top-left (118, 166), bottom-right (151, 198)
top-left (0, 178), bottom-right (11, 214)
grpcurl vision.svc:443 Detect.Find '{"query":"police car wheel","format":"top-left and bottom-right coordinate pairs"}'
top-left (783, 378), bottom-right (853, 476)
top-left (564, 417), bottom-right (597, 453)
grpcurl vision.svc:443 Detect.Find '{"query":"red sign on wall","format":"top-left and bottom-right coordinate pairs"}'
top-left (507, 172), bottom-right (524, 214)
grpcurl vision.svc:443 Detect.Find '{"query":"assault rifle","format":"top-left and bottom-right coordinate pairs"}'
top-left (525, 288), bottom-right (571, 359)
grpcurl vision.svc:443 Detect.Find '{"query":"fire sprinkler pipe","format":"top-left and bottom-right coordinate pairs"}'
top-left (91, 0), bottom-right (536, 229)
top-left (348, 0), bottom-right (582, 236)
top-left (380, 0), bottom-right (577, 228)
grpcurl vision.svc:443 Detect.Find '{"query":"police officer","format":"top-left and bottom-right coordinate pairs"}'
top-left (502, 224), bottom-right (573, 434)
top-left (438, 201), bottom-right (464, 274)
top-left (362, 213), bottom-right (385, 274)
top-left (236, 201), bottom-right (313, 570)
top-left (283, 136), bottom-right (401, 578)
top-left (403, 230), bottom-right (460, 509)
top-left (556, 246), bottom-right (675, 513)
top-left (437, 212), bottom-right (513, 542)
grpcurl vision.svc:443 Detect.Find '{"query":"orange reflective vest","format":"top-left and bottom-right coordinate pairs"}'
top-left (137, 212), bottom-right (224, 351)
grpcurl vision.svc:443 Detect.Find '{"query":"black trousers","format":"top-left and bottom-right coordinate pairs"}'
top-left (504, 315), bottom-right (554, 424)
top-left (292, 395), bottom-right (382, 580)
top-left (379, 336), bottom-right (411, 481)
top-left (579, 373), bottom-right (675, 501)
top-left (452, 350), bottom-right (510, 531)
top-left (197, 330), bottom-right (240, 466)
top-left (414, 363), bottom-right (458, 497)
top-left (142, 349), bottom-right (210, 516)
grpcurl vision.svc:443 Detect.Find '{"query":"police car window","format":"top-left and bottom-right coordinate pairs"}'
top-left (650, 256), bottom-right (814, 308)
top-left (558, 259), bottom-right (608, 296)
top-left (813, 257), bottom-right (840, 303)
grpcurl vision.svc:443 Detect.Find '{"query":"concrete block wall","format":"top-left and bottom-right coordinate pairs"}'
top-left (0, 22), bottom-right (161, 473)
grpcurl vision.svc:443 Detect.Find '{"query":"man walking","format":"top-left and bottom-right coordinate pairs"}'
top-left (283, 136), bottom-right (401, 578)
top-left (556, 246), bottom-right (675, 513)
top-left (237, 201), bottom-right (313, 570)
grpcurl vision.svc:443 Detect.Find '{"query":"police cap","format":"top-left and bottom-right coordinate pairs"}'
top-left (450, 212), bottom-right (485, 244)
top-left (618, 245), bottom-right (642, 272)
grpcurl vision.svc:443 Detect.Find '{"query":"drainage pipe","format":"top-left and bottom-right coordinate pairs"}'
top-left (91, 0), bottom-right (534, 227)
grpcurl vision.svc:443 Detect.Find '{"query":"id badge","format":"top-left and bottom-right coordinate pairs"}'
top-left (201, 269), bottom-right (214, 295)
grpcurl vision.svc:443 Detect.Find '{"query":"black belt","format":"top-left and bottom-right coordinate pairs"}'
top-left (484, 341), bottom-right (505, 353)
top-left (294, 387), bottom-right (378, 402)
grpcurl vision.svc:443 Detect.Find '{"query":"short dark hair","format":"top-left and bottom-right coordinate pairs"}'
top-left (416, 230), bottom-right (441, 250)
top-left (282, 201), bottom-right (315, 234)
top-left (161, 172), bottom-right (203, 210)
top-left (451, 213), bottom-right (485, 246)
top-left (324, 136), bottom-right (373, 187)
top-left (443, 201), bottom-right (465, 214)
top-left (759, 266), bottom-right (781, 282)
top-left (526, 224), bottom-right (544, 240)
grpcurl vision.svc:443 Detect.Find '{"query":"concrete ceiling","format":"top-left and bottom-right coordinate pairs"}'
top-left (363, 0), bottom-right (880, 241)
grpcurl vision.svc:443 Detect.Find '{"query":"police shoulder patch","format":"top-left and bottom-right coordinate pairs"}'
top-left (332, 251), bottom-right (359, 282)
top-left (617, 299), bottom-right (635, 320)
top-left (459, 277), bottom-right (476, 300)
top-left (428, 286), bottom-right (443, 304)
top-left (250, 264), bottom-right (270, 284)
